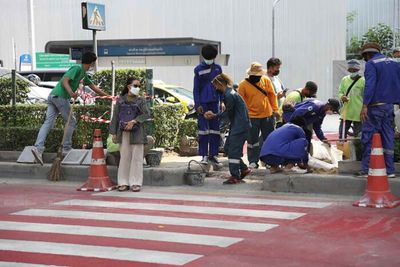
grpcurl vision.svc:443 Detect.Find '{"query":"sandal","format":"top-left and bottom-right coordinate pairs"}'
top-left (131, 185), bottom-right (141, 192)
top-left (222, 177), bottom-right (240, 185)
top-left (118, 185), bottom-right (129, 191)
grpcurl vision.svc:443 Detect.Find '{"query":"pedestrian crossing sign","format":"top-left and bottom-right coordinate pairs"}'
top-left (81, 2), bottom-right (106, 31)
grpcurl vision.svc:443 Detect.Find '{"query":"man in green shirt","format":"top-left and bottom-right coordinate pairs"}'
top-left (31, 52), bottom-right (108, 165)
top-left (337, 59), bottom-right (365, 139)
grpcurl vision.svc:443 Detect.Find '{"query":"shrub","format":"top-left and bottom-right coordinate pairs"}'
top-left (152, 104), bottom-right (185, 148)
top-left (0, 77), bottom-right (29, 105)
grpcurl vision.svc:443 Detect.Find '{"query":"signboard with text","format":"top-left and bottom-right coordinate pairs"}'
top-left (81, 2), bottom-right (106, 31)
top-left (98, 45), bottom-right (200, 57)
top-left (36, 52), bottom-right (76, 69)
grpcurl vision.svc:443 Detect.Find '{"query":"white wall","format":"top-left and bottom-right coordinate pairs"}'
top-left (0, 0), bottom-right (346, 100)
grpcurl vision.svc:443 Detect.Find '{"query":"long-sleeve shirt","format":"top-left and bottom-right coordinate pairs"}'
top-left (238, 76), bottom-right (278, 118)
top-left (363, 53), bottom-right (400, 106)
top-left (288, 99), bottom-right (327, 141)
top-left (193, 62), bottom-right (223, 108)
top-left (337, 75), bottom-right (365, 121)
top-left (260, 123), bottom-right (308, 159)
top-left (217, 87), bottom-right (250, 135)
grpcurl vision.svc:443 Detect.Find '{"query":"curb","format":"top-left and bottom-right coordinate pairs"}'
top-left (262, 173), bottom-right (400, 196)
top-left (0, 162), bottom-right (187, 186)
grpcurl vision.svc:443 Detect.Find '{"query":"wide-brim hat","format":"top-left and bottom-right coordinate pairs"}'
top-left (361, 42), bottom-right (381, 54)
top-left (347, 59), bottom-right (361, 70)
top-left (246, 62), bottom-right (265, 76)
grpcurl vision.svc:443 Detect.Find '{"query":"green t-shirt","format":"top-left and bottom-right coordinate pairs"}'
top-left (285, 89), bottom-right (302, 105)
top-left (337, 75), bottom-right (365, 122)
top-left (51, 65), bottom-right (93, 99)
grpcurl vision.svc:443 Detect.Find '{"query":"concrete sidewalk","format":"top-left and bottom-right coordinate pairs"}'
top-left (1, 150), bottom-right (400, 196)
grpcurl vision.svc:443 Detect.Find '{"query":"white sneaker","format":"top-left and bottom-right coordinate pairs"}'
top-left (209, 156), bottom-right (223, 168)
top-left (248, 162), bottom-right (259, 169)
top-left (388, 173), bottom-right (396, 178)
top-left (31, 147), bottom-right (43, 165)
top-left (200, 156), bottom-right (208, 165)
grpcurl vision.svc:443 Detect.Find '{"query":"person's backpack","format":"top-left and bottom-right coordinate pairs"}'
top-left (119, 101), bottom-right (140, 131)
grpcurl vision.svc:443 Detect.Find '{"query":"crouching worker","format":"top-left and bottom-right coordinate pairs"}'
top-left (260, 117), bottom-right (310, 173)
top-left (204, 73), bottom-right (252, 184)
top-left (110, 77), bottom-right (151, 192)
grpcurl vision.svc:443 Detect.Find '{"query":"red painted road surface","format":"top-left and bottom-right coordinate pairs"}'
top-left (0, 182), bottom-right (399, 267)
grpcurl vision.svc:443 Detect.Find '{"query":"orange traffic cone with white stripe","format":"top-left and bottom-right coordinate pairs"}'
top-left (353, 133), bottom-right (400, 208)
top-left (77, 129), bottom-right (116, 192)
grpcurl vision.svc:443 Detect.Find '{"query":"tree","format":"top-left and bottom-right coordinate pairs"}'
top-left (347, 23), bottom-right (400, 58)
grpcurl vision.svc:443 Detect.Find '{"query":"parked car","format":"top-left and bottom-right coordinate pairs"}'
top-left (0, 67), bottom-right (52, 104)
top-left (153, 81), bottom-right (196, 119)
top-left (18, 69), bottom-right (66, 82)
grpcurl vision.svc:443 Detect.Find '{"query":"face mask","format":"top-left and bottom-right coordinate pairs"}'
top-left (350, 72), bottom-right (360, 78)
top-left (273, 70), bottom-right (280, 76)
top-left (204, 59), bottom-right (214, 65)
top-left (130, 85), bottom-right (140, 95)
top-left (248, 75), bottom-right (262, 83)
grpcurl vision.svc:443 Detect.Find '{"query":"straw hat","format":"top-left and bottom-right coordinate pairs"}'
top-left (246, 62), bottom-right (265, 76)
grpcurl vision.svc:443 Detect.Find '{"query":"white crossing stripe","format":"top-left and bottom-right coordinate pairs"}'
top-left (96, 192), bottom-right (332, 208)
top-left (56, 199), bottom-right (306, 219)
top-left (14, 209), bottom-right (277, 232)
top-left (0, 221), bottom-right (242, 247)
top-left (0, 262), bottom-right (64, 267)
top-left (0, 239), bottom-right (202, 266)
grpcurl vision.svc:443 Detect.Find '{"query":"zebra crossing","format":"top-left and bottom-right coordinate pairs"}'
top-left (0, 191), bottom-right (332, 266)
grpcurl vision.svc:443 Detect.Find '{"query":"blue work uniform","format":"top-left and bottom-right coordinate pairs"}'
top-left (218, 88), bottom-right (251, 179)
top-left (193, 62), bottom-right (223, 157)
top-left (260, 123), bottom-right (308, 165)
top-left (283, 99), bottom-right (327, 151)
top-left (361, 53), bottom-right (400, 175)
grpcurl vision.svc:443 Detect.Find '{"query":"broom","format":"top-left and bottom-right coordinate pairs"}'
top-left (48, 99), bottom-right (75, 181)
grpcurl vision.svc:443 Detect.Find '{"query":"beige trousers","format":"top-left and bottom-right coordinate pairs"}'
top-left (118, 131), bottom-right (144, 186)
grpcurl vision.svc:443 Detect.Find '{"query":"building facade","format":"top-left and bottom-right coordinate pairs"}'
top-left (0, 0), bottom-right (347, 100)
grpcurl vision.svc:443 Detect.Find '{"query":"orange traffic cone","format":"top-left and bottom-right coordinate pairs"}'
top-left (77, 129), bottom-right (116, 192)
top-left (353, 133), bottom-right (400, 208)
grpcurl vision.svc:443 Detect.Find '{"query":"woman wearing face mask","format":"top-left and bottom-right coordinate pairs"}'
top-left (110, 77), bottom-right (151, 192)
top-left (337, 59), bottom-right (365, 140)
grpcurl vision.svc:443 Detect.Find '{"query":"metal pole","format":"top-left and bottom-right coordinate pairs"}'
top-left (27, 0), bottom-right (36, 70)
top-left (272, 0), bottom-right (282, 57)
top-left (11, 70), bottom-right (16, 106)
top-left (110, 60), bottom-right (116, 118)
top-left (12, 37), bottom-right (17, 70)
top-left (92, 30), bottom-right (98, 71)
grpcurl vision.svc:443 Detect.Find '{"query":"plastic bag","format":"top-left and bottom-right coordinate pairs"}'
top-left (106, 134), bottom-right (120, 153)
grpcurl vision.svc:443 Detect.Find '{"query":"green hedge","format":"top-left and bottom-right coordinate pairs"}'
top-left (0, 103), bottom-right (198, 151)
top-left (0, 77), bottom-right (29, 105)
top-left (0, 104), bottom-right (110, 152)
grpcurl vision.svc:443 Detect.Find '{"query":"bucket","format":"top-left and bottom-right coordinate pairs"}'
top-left (145, 150), bottom-right (163, 166)
top-left (184, 160), bottom-right (207, 186)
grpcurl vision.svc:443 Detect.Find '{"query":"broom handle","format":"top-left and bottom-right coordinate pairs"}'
top-left (59, 99), bottom-right (75, 151)
top-left (341, 101), bottom-right (347, 140)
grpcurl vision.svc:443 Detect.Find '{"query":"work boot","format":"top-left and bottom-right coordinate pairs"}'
top-left (240, 168), bottom-right (252, 179)
top-left (200, 156), bottom-right (208, 165)
top-left (209, 156), bottom-right (223, 169)
top-left (355, 170), bottom-right (368, 178)
top-left (31, 147), bottom-right (43, 166)
top-left (248, 162), bottom-right (259, 169)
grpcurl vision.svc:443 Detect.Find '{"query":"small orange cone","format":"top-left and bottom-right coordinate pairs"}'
top-left (77, 129), bottom-right (116, 192)
top-left (353, 133), bottom-right (400, 208)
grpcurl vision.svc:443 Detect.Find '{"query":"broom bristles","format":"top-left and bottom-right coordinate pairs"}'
top-left (48, 156), bottom-right (63, 181)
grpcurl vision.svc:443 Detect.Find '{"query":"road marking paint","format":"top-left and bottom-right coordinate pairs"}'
top-left (55, 199), bottom-right (306, 219)
top-left (13, 209), bottom-right (277, 232)
top-left (0, 221), bottom-right (241, 247)
top-left (95, 192), bottom-right (331, 208)
top-left (0, 239), bottom-right (201, 266)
